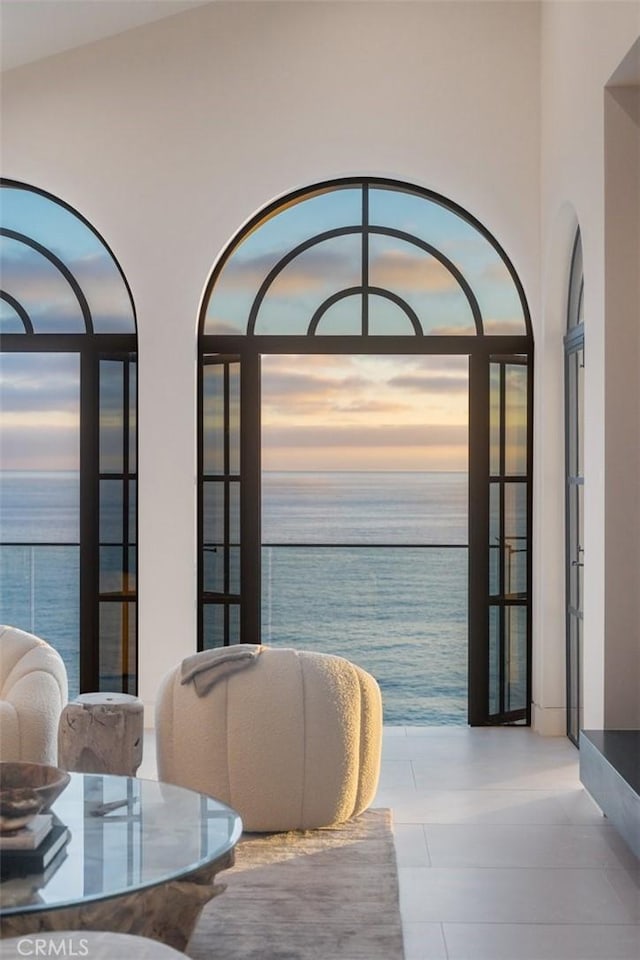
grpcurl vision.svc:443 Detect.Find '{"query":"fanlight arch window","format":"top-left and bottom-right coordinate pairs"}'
top-left (0, 180), bottom-right (137, 695)
top-left (203, 180), bottom-right (531, 339)
top-left (199, 177), bottom-right (533, 726)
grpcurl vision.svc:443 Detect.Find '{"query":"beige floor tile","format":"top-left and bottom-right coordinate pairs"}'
top-left (399, 866), bottom-right (639, 924)
top-left (443, 922), bottom-right (640, 959)
top-left (424, 823), bottom-right (639, 870)
top-left (402, 922), bottom-right (448, 959)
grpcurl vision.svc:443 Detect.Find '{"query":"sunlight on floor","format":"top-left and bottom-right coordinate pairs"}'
top-left (141, 726), bottom-right (639, 960)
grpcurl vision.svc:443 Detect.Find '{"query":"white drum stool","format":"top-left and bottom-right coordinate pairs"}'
top-left (156, 646), bottom-right (382, 832)
top-left (58, 692), bottom-right (143, 776)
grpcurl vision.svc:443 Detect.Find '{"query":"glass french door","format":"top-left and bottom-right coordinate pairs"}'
top-left (96, 354), bottom-right (137, 691)
top-left (200, 354), bottom-right (251, 647)
top-left (565, 335), bottom-right (584, 744)
top-left (485, 355), bottom-right (531, 722)
top-left (200, 345), bottom-right (531, 725)
top-left (0, 348), bottom-right (137, 694)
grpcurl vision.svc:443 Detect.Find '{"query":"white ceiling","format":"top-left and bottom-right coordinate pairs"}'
top-left (0, 0), bottom-right (212, 72)
top-left (608, 36), bottom-right (640, 86)
top-left (3, 1), bottom-right (639, 83)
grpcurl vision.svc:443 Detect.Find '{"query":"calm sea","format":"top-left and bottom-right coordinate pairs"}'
top-left (0, 471), bottom-right (468, 723)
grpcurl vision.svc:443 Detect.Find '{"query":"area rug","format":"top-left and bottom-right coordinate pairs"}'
top-left (187, 808), bottom-right (405, 960)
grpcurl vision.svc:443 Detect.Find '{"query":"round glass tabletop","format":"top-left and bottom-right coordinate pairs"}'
top-left (0, 773), bottom-right (242, 915)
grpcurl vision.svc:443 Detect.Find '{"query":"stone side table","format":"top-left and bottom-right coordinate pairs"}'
top-left (58, 692), bottom-right (143, 776)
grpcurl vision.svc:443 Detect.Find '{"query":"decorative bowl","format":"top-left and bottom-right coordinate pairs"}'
top-left (0, 762), bottom-right (70, 832)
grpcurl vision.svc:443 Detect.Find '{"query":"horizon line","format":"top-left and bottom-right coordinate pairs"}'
top-left (0, 467), bottom-right (469, 475)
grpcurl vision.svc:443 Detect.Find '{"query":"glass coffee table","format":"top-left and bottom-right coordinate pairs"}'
top-left (0, 773), bottom-right (242, 950)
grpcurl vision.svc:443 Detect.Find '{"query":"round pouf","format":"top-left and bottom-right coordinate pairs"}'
top-left (58, 692), bottom-right (144, 776)
top-left (156, 646), bottom-right (383, 832)
top-left (0, 932), bottom-right (186, 959)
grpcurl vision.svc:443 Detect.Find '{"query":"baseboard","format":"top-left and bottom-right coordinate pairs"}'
top-left (532, 703), bottom-right (566, 736)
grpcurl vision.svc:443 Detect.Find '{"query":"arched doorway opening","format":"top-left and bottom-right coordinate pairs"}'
top-left (198, 178), bottom-right (533, 725)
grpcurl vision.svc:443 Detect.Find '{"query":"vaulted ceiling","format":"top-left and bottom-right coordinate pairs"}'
top-left (1, 0), bottom-right (211, 72)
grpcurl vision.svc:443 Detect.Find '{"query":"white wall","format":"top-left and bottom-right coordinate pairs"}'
top-left (539, 2), bottom-right (640, 732)
top-left (1, 1), bottom-right (543, 724)
top-left (4, 1), bottom-right (640, 733)
top-left (603, 83), bottom-right (640, 727)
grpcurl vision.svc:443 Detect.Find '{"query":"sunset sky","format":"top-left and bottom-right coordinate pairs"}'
top-left (261, 354), bottom-right (468, 471)
top-left (0, 352), bottom-right (80, 470)
top-left (0, 185), bottom-right (134, 471)
top-left (1, 180), bottom-right (526, 473)
top-left (0, 352), bottom-right (468, 472)
top-left (205, 183), bottom-right (526, 338)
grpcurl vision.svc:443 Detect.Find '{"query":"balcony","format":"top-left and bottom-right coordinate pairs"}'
top-left (0, 543), bottom-right (80, 698)
top-left (262, 544), bottom-right (468, 725)
top-left (2, 541), bottom-right (469, 724)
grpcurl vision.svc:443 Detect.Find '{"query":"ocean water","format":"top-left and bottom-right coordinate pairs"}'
top-left (0, 472), bottom-right (81, 695)
top-left (261, 471), bottom-right (468, 723)
top-left (0, 471), bottom-right (469, 723)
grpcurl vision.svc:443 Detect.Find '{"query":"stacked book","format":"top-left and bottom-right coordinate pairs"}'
top-left (0, 815), bottom-right (70, 877)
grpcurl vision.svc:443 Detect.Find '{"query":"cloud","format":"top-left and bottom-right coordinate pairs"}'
top-left (0, 354), bottom-right (79, 414)
top-left (1, 250), bottom-right (81, 312)
top-left (426, 323), bottom-right (476, 335)
top-left (263, 354), bottom-right (356, 374)
top-left (1, 246), bottom-right (132, 329)
top-left (372, 355), bottom-right (468, 375)
top-left (0, 427), bottom-right (78, 470)
top-left (370, 249), bottom-right (458, 292)
top-left (203, 317), bottom-right (244, 335)
top-left (483, 317), bottom-right (526, 335)
top-left (387, 374), bottom-right (468, 394)
top-left (220, 245), bottom-right (357, 297)
top-left (1, 411), bottom-right (78, 428)
top-left (261, 366), bottom-right (389, 406)
top-left (331, 399), bottom-right (409, 414)
top-left (261, 356), bottom-right (471, 471)
top-left (3, 247), bottom-right (98, 293)
top-left (261, 368), bottom-right (337, 401)
top-left (262, 423), bottom-right (468, 448)
top-left (218, 251), bottom-right (286, 290)
top-left (261, 356), bottom-right (471, 417)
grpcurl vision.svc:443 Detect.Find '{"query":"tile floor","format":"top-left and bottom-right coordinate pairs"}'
top-left (141, 727), bottom-right (640, 960)
top-left (374, 726), bottom-right (640, 960)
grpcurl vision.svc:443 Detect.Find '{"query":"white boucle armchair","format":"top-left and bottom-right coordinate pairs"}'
top-left (156, 646), bottom-right (383, 832)
top-left (0, 624), bottom-right (68, 764)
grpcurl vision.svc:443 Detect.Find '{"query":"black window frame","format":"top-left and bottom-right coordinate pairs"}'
top-left (0, 179), bottom-right (138, 693)
top-left (198, 177), bottom-right (533, 726)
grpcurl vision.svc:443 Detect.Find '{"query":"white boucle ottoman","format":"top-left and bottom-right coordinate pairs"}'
top-left (155, 646), bottom-right (382, 832)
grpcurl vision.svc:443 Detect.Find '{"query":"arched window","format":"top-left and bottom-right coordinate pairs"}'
top-left (565, 228), bottom-right (584, 744)
top-left (198, 178), bottom-right (533, 725)
top-left (0, 180), bottom-right (137, 695)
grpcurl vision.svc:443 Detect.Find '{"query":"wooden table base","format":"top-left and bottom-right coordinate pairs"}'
top-left (0, 850), bottom-right (234, 951)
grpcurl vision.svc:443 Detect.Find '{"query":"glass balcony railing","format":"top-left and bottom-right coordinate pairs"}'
top-left (1, 542), bottom-right (469, 724)
top-left (262, 544), bottom-right (468, 725)
top-left (0, 543), bottom-right (80, 698)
